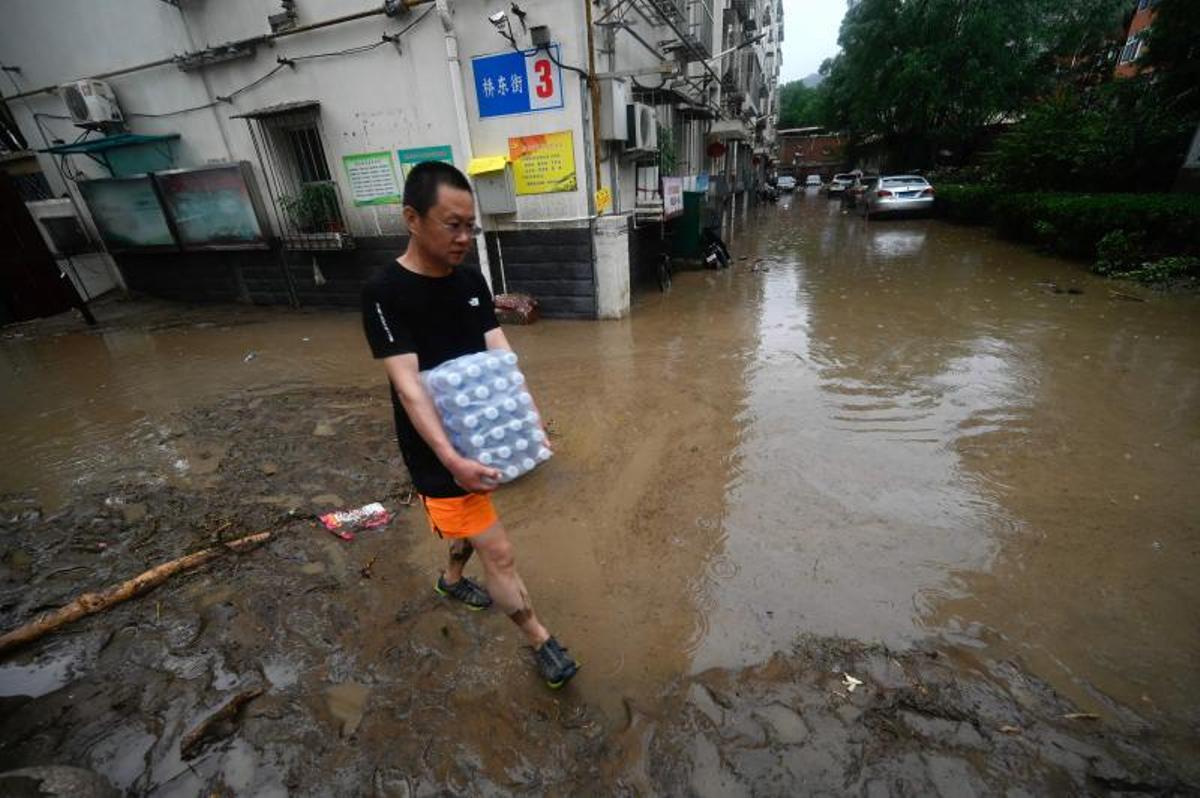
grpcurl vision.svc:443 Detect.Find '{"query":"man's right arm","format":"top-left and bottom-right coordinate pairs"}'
top-left (382, 353), bottom-right (501, 493)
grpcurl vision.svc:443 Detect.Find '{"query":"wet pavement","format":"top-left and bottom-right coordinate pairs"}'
top-left (1, 192), bottom-right (1197, 794)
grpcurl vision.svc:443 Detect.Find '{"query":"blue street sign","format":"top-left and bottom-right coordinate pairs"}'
top-left (472, 46), bottom-right (566, 118)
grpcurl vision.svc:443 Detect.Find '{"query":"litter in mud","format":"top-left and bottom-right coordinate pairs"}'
top-left (317, 502), bottom-right (390, 541)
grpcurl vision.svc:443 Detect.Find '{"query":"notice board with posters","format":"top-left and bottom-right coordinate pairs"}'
top-left (342, 151), bottom-right (401, 206)
top-left (77, 176), bottom-right (177, 252)
top-left (661, 177), bottom-right (684, 219)
top-left (508, 131), bottom-right (577, 195)
top-left (396, 145), bottom-right (454, 180)
top-left (154, 162), bottom-right (270, 250)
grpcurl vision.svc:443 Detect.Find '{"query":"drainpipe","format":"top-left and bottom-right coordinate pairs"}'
top-left (435, 0), bottom-right (495, 291)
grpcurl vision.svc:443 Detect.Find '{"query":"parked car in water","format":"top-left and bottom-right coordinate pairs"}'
top-left (825, 173), bottom-right (856, 198)
top-left (805, 174), bottom-right (823, 188)
top-left (858, 175), bottom-right (936, 218)
top-left (776, 175), bottom-right (797, 192)
top-left (842, 174), bottom-right (879, 208)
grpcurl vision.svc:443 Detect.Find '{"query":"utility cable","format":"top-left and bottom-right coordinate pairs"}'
top-left (124, 7), bottom-right (434, 119)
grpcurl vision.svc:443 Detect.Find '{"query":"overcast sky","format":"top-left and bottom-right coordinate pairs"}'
top-left (779, 0), bottom-right (846, 84)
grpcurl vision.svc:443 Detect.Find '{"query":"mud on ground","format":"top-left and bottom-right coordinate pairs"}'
top-left (0, 388), bottom-right (1193, 795)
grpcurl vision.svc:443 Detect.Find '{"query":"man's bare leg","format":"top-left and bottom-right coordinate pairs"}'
top-left (444, 538), bottom-right (474, 585)
top-left (468, 521), bottom-right (550, 647)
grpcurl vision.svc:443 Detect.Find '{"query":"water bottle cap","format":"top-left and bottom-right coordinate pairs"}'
top-left (473, 386), bottom-right (490, 399)
top-left (483, 406), bottom-right (499, 420)
top-left (463, 415), bottom-right (478, 428)
top-left (446, 373), bottom-right (462, 387)
top-left (514, 438), bottom-right (528, 450)
top-left (511, 372), bottom-right (525, 386)
top-left (508, 419), bottom-right (523, 431)
top-left (502, 352), bottom-right (518, 365)
top-left (522, 458), bottom-right (536, 469)
top-left (490, 427), bottom-right (505, 440)
top-left (485, 357), bottom-right (500, 370)
top-left (505, 465), bottom-right (519, 478)
top-left (518, 392), bottom-right (532, 405)
top-left (479, 452), bottom-right (493, 465)
top-left (497, 446), bottom-right (511, 459)
top-left (502, 398), bottom-right (518, 412)
top-left (470, 434), bottom-right (486, 448)
top-left (536, 447), bottom-right (551, 460)
top-left (493, 378), bottom-right (509, 391)
top-left (465, 364), bottom-right (481, 378)
top-left (454, 394), bottom-right (470, 407)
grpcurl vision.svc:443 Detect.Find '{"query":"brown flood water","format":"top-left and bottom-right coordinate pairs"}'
top-left (2, 191), bottom-right (1198, 767)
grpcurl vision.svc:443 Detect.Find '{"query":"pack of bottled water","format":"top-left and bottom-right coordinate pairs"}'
top-left (423, 350), bottom-right (552, 484)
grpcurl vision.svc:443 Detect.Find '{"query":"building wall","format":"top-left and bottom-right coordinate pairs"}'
top-left (1, 0), bottom-right (779, 317)
top-left (1114, 1), bottom-right (1156, 79)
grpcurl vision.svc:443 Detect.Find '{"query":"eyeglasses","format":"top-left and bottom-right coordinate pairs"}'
top-left (438, 220), bottom-right (483, 238)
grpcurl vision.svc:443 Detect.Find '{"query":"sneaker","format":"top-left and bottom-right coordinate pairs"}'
top-left (535, 636), bottom-right (579, 689)
top-left (434, 574), bottom-right (492, 611)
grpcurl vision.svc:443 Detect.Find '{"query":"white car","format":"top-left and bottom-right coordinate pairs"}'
top-left (805, 175), bottom-right (822, 188)
top-left (776, 175), bottom-right (797, 192)
top-left (826, 173), bottom-right (856, 197)
top-left (859, 175), bottom-right (936, 217)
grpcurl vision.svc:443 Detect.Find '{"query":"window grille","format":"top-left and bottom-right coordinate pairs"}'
top-left (234, 101), bottom-right (352, 251)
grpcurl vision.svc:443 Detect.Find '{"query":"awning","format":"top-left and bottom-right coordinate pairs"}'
top-left (39, 133), bottom-right (180, 156)
top-left (467, 155), bottom-right (508, 176)
top-left (39, 132), bottom-right (180, 174)
top-left (231, 100), bottom-right (319, 119)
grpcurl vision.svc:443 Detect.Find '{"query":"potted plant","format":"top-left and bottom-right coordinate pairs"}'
top-left (279, 182), bottom-right (343, 234)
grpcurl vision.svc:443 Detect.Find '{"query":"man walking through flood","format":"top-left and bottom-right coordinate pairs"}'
top-left (361, 161), bottom-right (578, 689)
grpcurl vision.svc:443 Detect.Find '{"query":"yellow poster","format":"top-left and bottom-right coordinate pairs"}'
top-left (509, 130), bottom-right (577, 195)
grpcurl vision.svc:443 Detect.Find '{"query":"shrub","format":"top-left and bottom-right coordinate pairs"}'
top-left (935, 184), bottom-right (997, 223)
top-left (1119, 256), bottom-right (1200, 285)
top-left (990, 193), bottom-right (1200, 260)
top-left (1094, 230), bottom-right (1147, 275)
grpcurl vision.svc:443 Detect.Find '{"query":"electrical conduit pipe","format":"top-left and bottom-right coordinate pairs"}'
top-left (436, 0), bottom-right (497, 291)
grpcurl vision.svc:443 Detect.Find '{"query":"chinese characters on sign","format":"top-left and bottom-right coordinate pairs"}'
top-left (472, 46), bottom-right (565, 118)
top-left (342, 152), bottom-right (401, 206)
top-left (661, 177), bottom-right (684, 219)
top-left (396, 145), bottom-right (454, 180)
top-left (508, 131), bottom-right (576, 195)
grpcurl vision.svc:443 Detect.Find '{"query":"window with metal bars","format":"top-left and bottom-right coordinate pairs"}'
top-left (236, 102), bottom-right (351, 250)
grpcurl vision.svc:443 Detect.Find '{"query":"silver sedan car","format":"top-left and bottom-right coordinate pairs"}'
top-left (858, 175), bottom-right (935, 218)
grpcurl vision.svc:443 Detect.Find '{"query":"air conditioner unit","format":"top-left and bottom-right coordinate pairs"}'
top-left (624, 103), bottom-right (658, 153)
top-left (59, 80), bottom-right (123, 128)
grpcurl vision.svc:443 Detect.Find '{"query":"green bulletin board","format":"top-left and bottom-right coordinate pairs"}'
top-left (396, 145), bottom-right (454, 180)
top-left (77, 176), bottom-right (177, 251)
top-left (342, 151), bottom-right (401, 206)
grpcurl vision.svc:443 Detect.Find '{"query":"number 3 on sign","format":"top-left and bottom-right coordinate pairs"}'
top-left (534, 59), bottom-right (553, 99)
top-left (524, 48), bottom-right (564, 111)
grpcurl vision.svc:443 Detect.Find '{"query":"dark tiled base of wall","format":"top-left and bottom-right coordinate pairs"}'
top-left (117, 229), bottom-right (598, 320)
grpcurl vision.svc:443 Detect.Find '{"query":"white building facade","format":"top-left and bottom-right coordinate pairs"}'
top-left (1, 0), bottom-right (781, 319)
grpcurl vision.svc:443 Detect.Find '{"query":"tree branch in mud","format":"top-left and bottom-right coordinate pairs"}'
top-left (0, 530), bottom-right (275, 655)
top-left (180, 686), bottom-right (265, 758)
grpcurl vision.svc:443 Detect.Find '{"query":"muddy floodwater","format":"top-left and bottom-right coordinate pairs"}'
top-left (1, 193), bottom-right (1197, 794)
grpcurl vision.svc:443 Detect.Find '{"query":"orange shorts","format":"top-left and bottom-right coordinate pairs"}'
top-left (419, 493), bottom-right (498, 539)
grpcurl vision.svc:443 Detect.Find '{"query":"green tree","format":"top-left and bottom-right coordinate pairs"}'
top-left (820, 0), bottom-right (1128, 169)
top-left (988, 79), bottom-right (1195, 192)
top-left (777, 80), bottom-right (826, 129)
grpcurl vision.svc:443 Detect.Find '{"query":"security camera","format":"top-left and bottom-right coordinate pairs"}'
top-left (488, 10), bottom-right (508, 29)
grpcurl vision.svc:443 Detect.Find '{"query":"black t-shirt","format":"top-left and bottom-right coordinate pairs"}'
top-left (361, 262), bottom-right (500, 497)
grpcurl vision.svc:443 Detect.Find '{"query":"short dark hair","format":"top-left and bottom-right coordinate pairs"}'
top-left (403, 161), bottom-right (472, 216)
